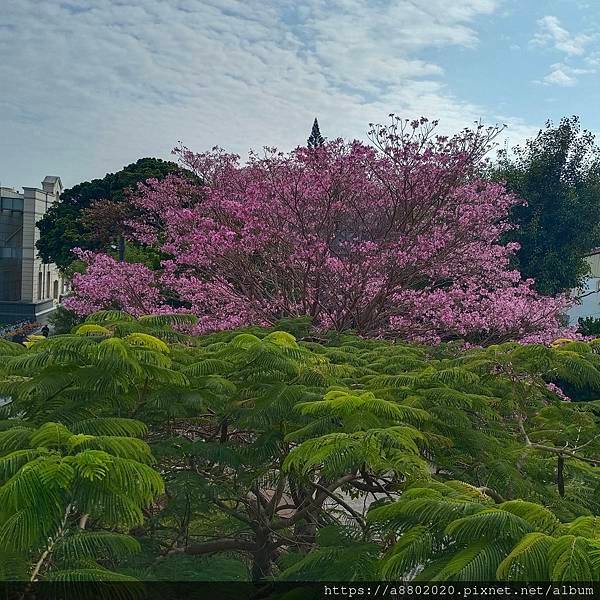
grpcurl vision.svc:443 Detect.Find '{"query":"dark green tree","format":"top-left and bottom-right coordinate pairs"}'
top-left (490, 116), bottom-right (600, 296)
top-left (578, 315), bottom-right (600, 336)
top-left (36, 158), bottom-right (180, 269)
top-left (307, 118), bottom-right (325, 148)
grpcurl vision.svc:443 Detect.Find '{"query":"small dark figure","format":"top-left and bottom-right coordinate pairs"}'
top-left (41, 325), bottom-right (50, 338)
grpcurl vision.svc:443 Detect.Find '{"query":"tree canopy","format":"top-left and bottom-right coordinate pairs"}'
top-left (36, 157), bottom-right (180, 269)
top-left (0, 313), bottom-right (598, 583)
top-left (491, 116), bottom-right (600, 296)
top-left (65, 119), bottom-right (572, 344)
top-left (24, 116), bottom-right (600, 585)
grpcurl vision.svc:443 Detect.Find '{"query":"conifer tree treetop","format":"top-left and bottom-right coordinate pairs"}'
top-left (307, 117), bottom-right (325, 148)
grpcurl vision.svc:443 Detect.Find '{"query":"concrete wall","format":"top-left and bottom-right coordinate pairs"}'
top-left (20, 187), bottom-right (61, 303)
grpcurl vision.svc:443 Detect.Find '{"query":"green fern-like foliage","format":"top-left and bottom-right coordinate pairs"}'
top-left (369, 481), bottom-right (600, 581)
top-left (0, 418), bottom-right (162, 581)
top-left (278, 525), bottom-right (380, 581)
top-left (0, 311), bottom-right (599, 582)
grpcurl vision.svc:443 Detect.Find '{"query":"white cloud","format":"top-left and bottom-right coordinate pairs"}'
top-left (531, 16), bottom-right (597, 87)
top-left (536, 62), bottom-right (594, 87)
top-left (531, 15), bottom-right (591, 56)
top-left (545, 69), bottom-right (577, 87)
top-left (0, 0), bottom-right (533, 189)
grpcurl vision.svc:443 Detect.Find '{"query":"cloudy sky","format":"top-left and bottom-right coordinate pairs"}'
top-left (1, 0), bottom-right (599, 189)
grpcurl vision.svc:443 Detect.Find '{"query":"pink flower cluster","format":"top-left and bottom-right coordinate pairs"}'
top-left (545, 382), bottom-right (572, 402)
top-left (64, 249), bottom-right (171, 317)
top-left (66, 119), bottom-right (575, 343)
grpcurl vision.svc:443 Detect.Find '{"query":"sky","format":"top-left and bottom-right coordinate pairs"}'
top-left (1, 0), bottom-right (600, 189)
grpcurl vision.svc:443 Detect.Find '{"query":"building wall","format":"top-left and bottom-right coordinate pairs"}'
top-left (20, 187), bottom-right (62, 303)
top-left (0, 190), bottom-right (24, 301)
top-left (0, 177), bottom-right (64, 324)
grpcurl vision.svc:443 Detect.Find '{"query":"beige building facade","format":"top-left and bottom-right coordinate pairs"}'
top-left (0, 176), bottom-right (65, 324)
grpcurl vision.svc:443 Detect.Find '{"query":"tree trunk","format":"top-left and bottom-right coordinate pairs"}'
top-left (219, 420), bottom-right (228, 443)
top-left (251, 529), bottom-right (272, 581)
top-left (118, 235), bottom-right (126, 262)
top-left (289, 476), bottom-right (317, 547)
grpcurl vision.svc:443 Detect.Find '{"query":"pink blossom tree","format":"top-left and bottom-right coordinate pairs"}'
top-left (65, 118), bottom-right (574, 343)
top-left (65, 249), bottom-right (169, 317)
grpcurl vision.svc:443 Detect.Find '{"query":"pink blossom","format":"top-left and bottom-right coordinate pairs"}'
top-left (545, 382), bottom-right (572, 402)
top-left (64, 249), bottom-right (171, 317)
top-left (67, 118), bottom-right (574, 343)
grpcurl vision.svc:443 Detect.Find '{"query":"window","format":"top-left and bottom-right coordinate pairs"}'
top-left (53, 280), bottom-right (59, 299)
top-left (0, 248), bottom-right (23, 258)
top-left (0, 197), bottom-right (24, 211)
top-left (38, 272), bottom-right (42, 300)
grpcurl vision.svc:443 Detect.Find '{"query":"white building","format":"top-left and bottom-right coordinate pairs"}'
top-left (0, 176), bottom-right (65, 324)
top-left (567, 250), bottom-right (600, 326)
